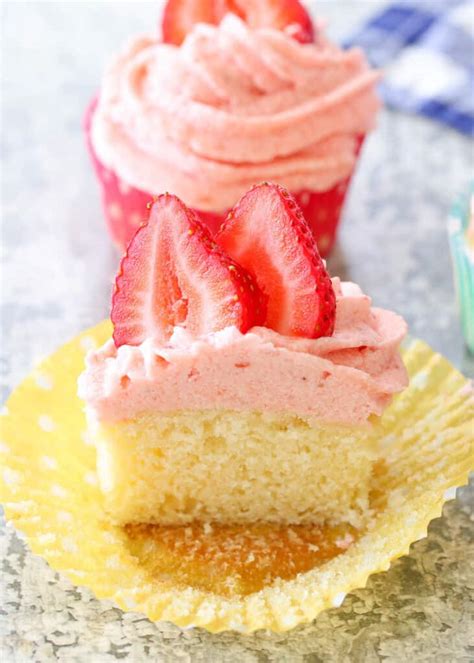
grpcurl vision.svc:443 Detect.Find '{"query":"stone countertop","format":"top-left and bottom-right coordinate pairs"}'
top-left (1, 2), bottom-right (473, 661)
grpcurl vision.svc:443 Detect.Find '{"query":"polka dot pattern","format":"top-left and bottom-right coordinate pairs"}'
top-left (35, 373), bottom-right (53, 390)
top-left (38, 415), bottom-right (55, 432)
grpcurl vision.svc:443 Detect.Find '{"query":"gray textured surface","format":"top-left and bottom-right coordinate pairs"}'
top-left (1, 1), bottom-right (473, 661)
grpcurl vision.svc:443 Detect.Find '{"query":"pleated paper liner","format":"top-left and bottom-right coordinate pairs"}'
top-left (0, 321), bottom-right (472, 633)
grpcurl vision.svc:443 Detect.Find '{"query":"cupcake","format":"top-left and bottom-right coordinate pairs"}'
top-left (3, 183), bottom-right (472, 634)
top-left (448, 185), bottom-right (474, 354)
top-left (78, 183), bottom-right (407, 528)
top-left (85, 0), bottom-right (380, 255)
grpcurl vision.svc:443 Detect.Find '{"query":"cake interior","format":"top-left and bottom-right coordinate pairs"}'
top-left (93, 409), bottom-right (377, 529)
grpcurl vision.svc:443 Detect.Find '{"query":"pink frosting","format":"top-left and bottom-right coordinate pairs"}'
top-left (78, 279), bottom-right (408, 426)
top-left (91, 15), bottom-right (381, 211)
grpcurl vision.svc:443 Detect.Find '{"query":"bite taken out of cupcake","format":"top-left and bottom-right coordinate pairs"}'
top-left (78, 182), bottom-right (408, 530)
top-left (85, 0), bottom-right (381, 255)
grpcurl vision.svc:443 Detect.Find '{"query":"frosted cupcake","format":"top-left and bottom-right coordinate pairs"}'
top-left (86, 0), bottom-right (380, 255)
top-left (3, 182), bottom-right (472, 634)
top-left (79, 182), bottom-right (407, 529)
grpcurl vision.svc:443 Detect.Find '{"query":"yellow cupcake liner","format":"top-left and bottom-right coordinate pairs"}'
top-left (1, 321), bottom-right (473, 633)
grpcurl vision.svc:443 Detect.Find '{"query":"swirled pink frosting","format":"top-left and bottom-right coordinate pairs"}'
top-left (91, 14), bottom-right (381, 211)
top-left (78, 279), bottom-right (408, 426)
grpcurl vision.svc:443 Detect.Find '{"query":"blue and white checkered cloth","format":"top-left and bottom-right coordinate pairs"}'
top-left (345, 0), bottom-right (474, 136)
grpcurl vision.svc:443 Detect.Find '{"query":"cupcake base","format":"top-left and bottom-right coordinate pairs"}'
top-left (85, 99), bottom-right (362, 256)
top-left (0, 321), bottom-right (472, 632)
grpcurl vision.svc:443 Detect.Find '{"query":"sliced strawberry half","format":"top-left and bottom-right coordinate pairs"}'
top-left (112, 194), bottom-right (266, 347)
top-left (216, 183), bottom-right (336, 338)
top-left (231, 0), bottom-right (314, 42)
top-left (162, 0), bottom-right (314, 46)
top-left (162, 0), bottom-right (222, 48)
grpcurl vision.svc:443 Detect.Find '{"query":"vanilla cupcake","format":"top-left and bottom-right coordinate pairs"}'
top-left (79, 183), bottom-right (407, 528)
top-left (86, 1), bottom-right (380, 255)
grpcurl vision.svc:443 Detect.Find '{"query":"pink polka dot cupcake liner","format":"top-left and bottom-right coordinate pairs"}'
top-left (85, 98), bottom-right (364, 256)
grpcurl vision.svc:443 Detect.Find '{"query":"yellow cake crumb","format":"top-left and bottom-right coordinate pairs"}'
top-left (91, 409), bottom-right (378, 528)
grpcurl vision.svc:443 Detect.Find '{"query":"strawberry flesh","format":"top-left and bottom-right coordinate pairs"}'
top-left (216, 183), bottom-right (336, 338)
top-left (230, 0), bottom-right (314, 43)
top-left (112, 194), bottom-right (266, 347)
top-left (162, 0), bottom-right (314, 46)
top-left (162, 0), bottom-right (221, 48)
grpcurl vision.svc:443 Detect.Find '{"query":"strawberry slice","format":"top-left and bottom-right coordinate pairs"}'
top-left (162, 0), bottom-right (314, 46)
top-left (112, 194), bottom-right (266, 347)
top-left (216, 183), bottom-right (336, 338)
top-left (232, 0), bottom-right (314, 42)
top-left (162, 0), bottom-right (221, 48)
